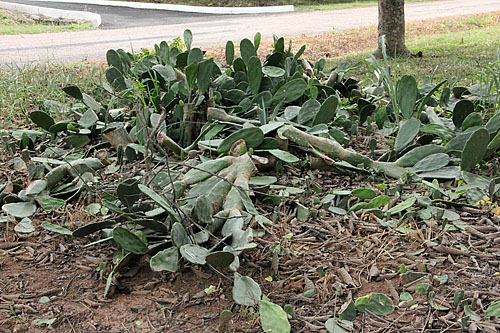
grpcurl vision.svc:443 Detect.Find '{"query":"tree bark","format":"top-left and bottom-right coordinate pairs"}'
top-left (374, 0), bottom-right (411, 57)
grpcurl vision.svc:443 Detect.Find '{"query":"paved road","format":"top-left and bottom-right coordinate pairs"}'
top-left (1, 0), bottom-right (500, 64)
top-left (1, 0), bottom-right (235, 29)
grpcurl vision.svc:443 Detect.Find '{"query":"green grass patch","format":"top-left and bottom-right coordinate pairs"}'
top-left (114, 0), bottom-right (436, 11)
top-left (329, 26), bottom-right (500, 85)
top-left (0, 10), bottom-right (93, 35)
top-left (0, 63), bottom-right (103, 129)
top-left (295, 0), bottom-right (435, 11)
top-left (114, 0), bottom-right (372, 7)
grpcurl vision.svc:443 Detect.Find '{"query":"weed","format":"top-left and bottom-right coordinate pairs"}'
top-left (465, 16), bottom-right (493, 28)
top-left (477, 49), bottom-right (500, 111)
top-left (0, 63), bottom-right (103, 128)
top-left (0, 299), bottom-right (19, 325)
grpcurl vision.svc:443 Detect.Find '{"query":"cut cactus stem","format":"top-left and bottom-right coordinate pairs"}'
top-left (282, 125), bottom-right (406, 178)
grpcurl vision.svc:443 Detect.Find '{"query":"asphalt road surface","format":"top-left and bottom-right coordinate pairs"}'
top-left (1, 0), bottom-right (500, 64)
top-left (1, 0), bottom-right (237, 29)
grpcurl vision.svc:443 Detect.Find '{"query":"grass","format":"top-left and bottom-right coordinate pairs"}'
top-left (328, 24), bottom-right (500, 85)
top-left (0, 63), bottom-right (103, 128)
top-left (114, 0), bottom-right (436, 11)
top-left (114, 0), bottom-right (372, 7)
top-left (0, 10), bottom-right (93, 35)
top-left (295, 0), bottom-right (436, 11)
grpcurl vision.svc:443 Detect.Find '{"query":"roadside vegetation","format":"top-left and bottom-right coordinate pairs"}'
top-left (0, 9), bottom-right (93, 35)
top-left (117, 0), bottom-right (435, 11)
top-left (235, 11), bottom-right (500, 83)
top-left (1, 12), bottom-right (500, 331)
top-left (331, 19), bottom-right (500, 84)
top-left (202, 12), bottom-right (500, 84)
top-left (2, 12), bottom-right (499, 127)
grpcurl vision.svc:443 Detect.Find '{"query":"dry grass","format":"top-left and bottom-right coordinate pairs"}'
top-left (0, 9), bottom-right (93, 35)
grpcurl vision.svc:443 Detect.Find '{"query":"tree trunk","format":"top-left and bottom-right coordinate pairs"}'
top-left (374, 0), bottom-right (411, 57)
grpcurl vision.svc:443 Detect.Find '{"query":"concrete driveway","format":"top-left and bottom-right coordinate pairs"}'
top-left (1, 0), bottom-right (500, 64)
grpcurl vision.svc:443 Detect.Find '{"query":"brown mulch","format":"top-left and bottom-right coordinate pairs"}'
top-left (1, 147), bottom-right (500, 332)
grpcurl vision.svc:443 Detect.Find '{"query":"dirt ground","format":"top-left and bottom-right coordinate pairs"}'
top-left (2, 146), bottom-right (500, 332)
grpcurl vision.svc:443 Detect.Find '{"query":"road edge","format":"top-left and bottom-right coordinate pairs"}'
top-left (0, 1), bottom-right (101, 27)
top-left (27, 0), bottom-right (294, 14)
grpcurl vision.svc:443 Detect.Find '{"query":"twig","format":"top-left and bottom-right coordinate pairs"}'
top-left (146, 310), bottom-right (157, 331)
top-left (63, 273), bottom-right (78, 297)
